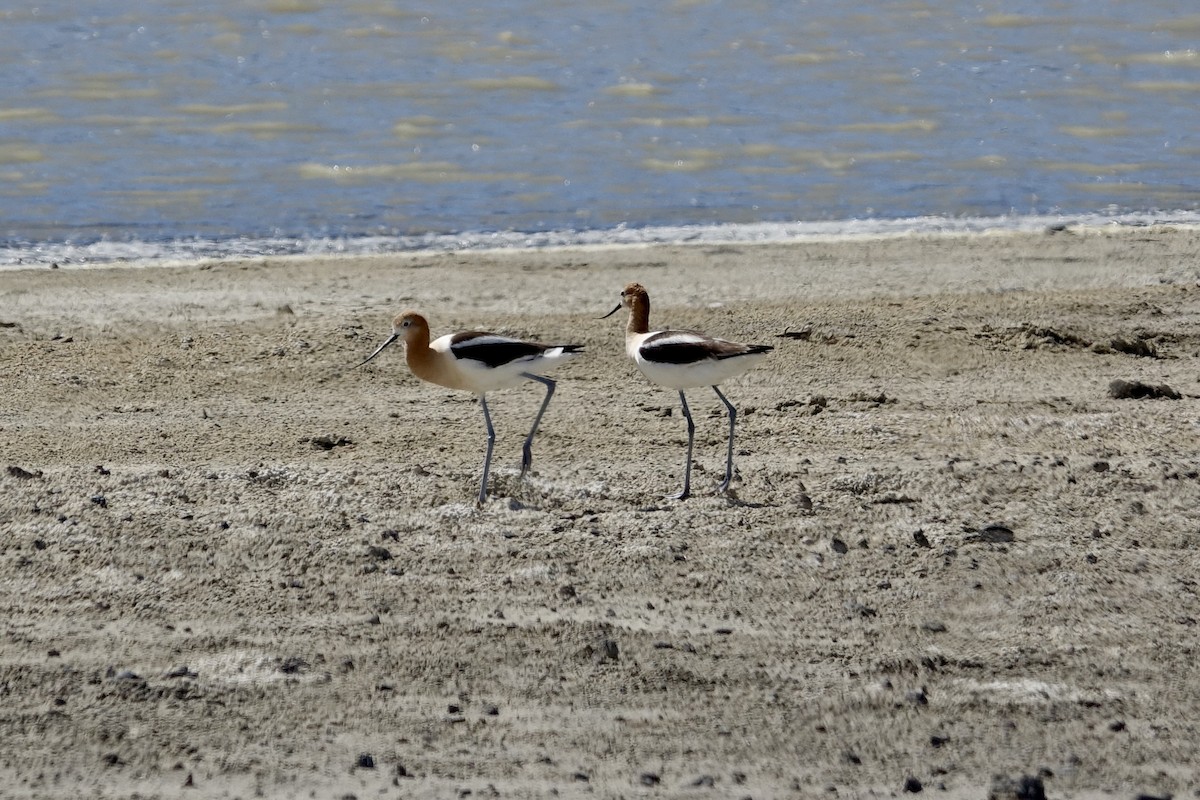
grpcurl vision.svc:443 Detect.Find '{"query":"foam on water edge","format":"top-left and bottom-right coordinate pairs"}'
top-left (4, 210), bottom-right (1200, 270)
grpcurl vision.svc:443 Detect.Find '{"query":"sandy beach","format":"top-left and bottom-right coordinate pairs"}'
top-left (2, 226), bottom-right (1199, 799)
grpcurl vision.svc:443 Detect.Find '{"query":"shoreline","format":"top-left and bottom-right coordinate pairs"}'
top-left (5, 210), bottom-right (1200, 271)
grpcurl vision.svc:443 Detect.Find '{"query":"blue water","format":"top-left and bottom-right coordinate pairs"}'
top-left (2, 1), bottom-right (1200, 264)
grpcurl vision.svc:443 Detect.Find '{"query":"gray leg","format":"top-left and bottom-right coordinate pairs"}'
top-left (713, 385), bottom-right (737, 493)
top-left (519, 373), bottom-right (556, 477)
top-left (478, 394), bottom-right (496, 505)
top-left (667, 390), bottom-right (694, 500)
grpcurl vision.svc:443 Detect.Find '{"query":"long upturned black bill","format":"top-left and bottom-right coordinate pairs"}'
top-left (599, 302), bottom-right (622, 320)
top-left (354, 333), bottom-right (398, 368)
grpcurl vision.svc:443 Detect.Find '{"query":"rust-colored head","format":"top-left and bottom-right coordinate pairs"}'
top-left (355, 310), bottom-right (430, 368)
top-left (600, 283), bottom-right (651, 334)
top-left (391, 310), bottom-right (430, 344)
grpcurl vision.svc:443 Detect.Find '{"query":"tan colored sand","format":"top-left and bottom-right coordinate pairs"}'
top-left (2, 225), bottom-right (1199, 798)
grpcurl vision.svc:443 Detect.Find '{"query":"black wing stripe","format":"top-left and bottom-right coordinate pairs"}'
top-left (450, 333), bottom-right (547, 368)
top-left (640, 340), bottom-right (716, 365)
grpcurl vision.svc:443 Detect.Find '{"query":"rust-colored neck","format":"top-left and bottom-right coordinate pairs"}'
top-left (396, 312), bottom-right (443, 386)
top-left (621, 284), bottom-right (651, 335)
top-left (627, 295), bottom-right (650, 335)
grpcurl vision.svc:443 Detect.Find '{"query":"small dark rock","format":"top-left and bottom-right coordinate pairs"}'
top-left (913, 529), bottom-right (931, 548)
top-left (920, 621), bottom-right (947, 633)
top-left (988, 774), bottom-right (1046, 800)
top-left (1107, 336), bottom-right (1157, 358)
top-left (356, 753), bottom-right (375, 769)
top-left (7, 465), bottom-right (40, 480)
top-left (640, 773), bottom-right (661, 786)
top-left (830, 537), bottom-right (848, 554)
top-left (930, 734), bottom-right (950, 748)
top-left (1109, 719), bottom-right (1126, 732)
top-left (692, 775), bottom-right (716, 787)
top-left (849, 390), bottom-right (891, 405)
top-left (970, 524), bottom-right (1015, 544)
top-left (845, 600), bottom-right (877, 618)
top-left (277, 656), bottom-right (308, 674)
top-left (91, 494), bottom-right (108, 508)
top-left (595, 639), bottom-right (619, 663)
top-left (1108, 379), bottom-right (1180, 400)
top-left (365, 545), bottom-right (393, 561)
top-left (903, 775), bottom-right (923, 793)
top-left (309, 434), bottom-right (353, 450)
top-left (558, 584), bottom-right (577, 599)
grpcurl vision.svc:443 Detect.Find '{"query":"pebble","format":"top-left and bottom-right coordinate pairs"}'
top-left (594, 639), bottom-right (619, 663)
top-left (970, 524), bottom-right (1015, 544)
top-left (1108, 379), bottom-right (1180, 400)
top-left (988, 774), bottom-right (1045, 800)
top-left (365, 545), bottom-right (392, 561)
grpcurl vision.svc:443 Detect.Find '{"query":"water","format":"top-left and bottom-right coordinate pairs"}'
top-left (3, 1), bottom-right (1200, 265)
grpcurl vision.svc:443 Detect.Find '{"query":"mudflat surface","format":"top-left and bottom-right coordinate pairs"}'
top-left (2, 227), bottom-right (1199, 799)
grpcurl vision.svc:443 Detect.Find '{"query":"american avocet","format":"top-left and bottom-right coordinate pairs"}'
top-left (603, 283), bottom-right (772, 499)
top-left (357, 311), bottom-right (584, 504)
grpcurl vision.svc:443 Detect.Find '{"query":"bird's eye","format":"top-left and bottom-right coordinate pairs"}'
top-left (401, 319), bottom-right (410, 328)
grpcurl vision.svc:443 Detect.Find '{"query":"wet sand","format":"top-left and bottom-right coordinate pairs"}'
top-left (2, 226), bottom-right (1200, 799)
